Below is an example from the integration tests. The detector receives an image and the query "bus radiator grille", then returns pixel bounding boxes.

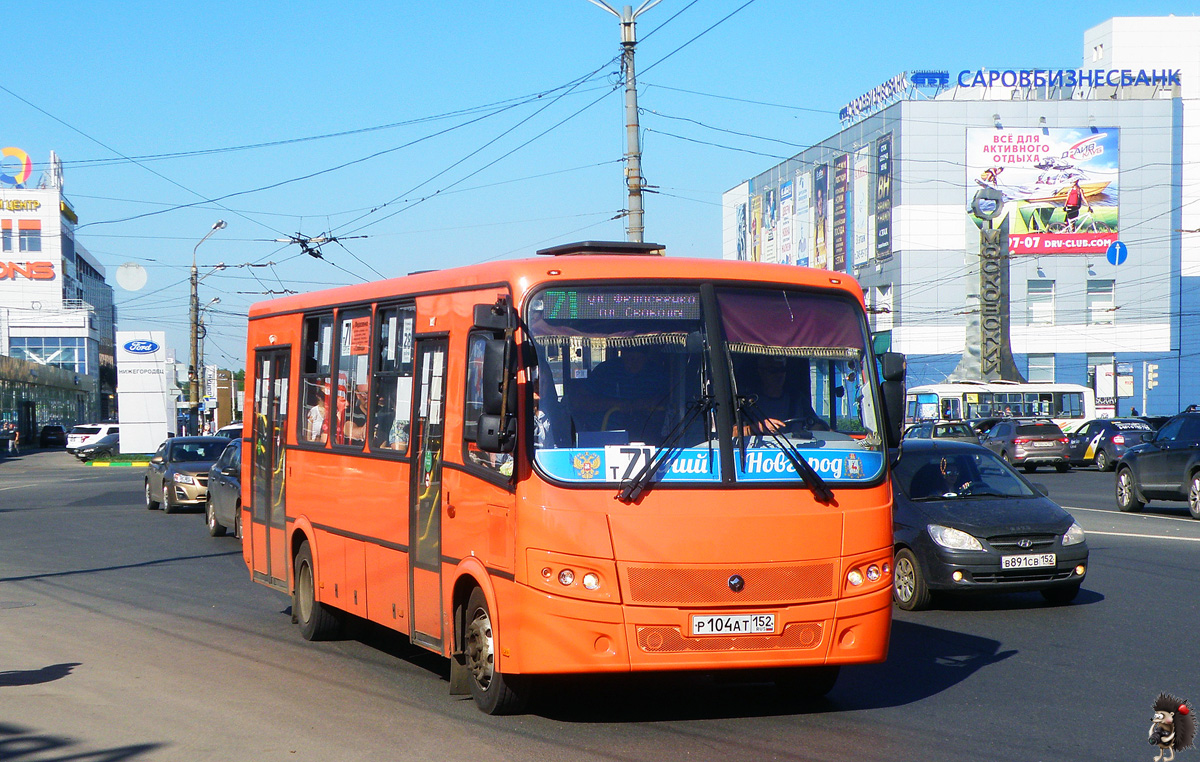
[635,623,824,653]
[624,563,837,605]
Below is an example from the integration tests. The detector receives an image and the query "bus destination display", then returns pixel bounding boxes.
[541,289,700,321]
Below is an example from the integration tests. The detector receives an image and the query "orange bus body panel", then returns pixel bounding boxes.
[243,254,892,679]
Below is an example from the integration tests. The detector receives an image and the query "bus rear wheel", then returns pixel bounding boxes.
[463,587,530,715]
[294,540,341,641]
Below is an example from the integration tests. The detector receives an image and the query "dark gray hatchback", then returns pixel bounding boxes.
[891,440,1089,610]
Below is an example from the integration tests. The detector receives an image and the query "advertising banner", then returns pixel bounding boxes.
[833,154,849,272]
[874,133,893,260]
[853,146,871,268]
[779,180,794,265]
[735,203,747,261]
[968,127,1120,255]
[795,173,811,267]
[762,187,778,263]
[750,194,762,262]
[813,164,830,270]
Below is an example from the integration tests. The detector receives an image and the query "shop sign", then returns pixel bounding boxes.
[0,261,54,280]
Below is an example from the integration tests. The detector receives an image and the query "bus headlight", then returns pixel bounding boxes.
[527,549,619,603]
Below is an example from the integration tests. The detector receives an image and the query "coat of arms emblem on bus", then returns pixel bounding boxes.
[572,452,602,480]
[846,453,864,479]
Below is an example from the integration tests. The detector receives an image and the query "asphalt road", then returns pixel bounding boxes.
[0,451,1196,761]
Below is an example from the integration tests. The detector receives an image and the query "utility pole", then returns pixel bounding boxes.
[190,220,226,434]
[589,0,661,242]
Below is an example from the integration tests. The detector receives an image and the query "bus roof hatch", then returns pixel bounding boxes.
[535,240,666,257]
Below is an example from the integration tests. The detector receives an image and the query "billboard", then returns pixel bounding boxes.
[874,133,893,260]
[968,127,1119,255]
[853,146,871,268]
[116,331,175,453]
[832,154,849,272]
[813,164,830,269]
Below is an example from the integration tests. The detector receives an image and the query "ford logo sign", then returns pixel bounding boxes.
[123,340,160,354]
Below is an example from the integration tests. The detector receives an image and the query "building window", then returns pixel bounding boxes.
[1087,279,1115,325]
[1,228,10,252]
[1027,354,1055,382]
[1027,280,1055,325]
[19,228,41,252]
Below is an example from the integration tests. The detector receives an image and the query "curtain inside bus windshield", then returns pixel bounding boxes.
[715,287,885,484]
[526,286,717,483]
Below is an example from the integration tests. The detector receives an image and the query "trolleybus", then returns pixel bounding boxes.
[242,241,905,714]
[905,380,1096,432]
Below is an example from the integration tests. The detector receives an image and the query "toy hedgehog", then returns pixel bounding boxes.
[1150,693,1196,761]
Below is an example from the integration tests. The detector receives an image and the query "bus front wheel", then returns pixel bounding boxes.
[463,587,530,715]
[294,540,342,641]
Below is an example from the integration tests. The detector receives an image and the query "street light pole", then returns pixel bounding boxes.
[588,0,661,243]
[190,220,226,434]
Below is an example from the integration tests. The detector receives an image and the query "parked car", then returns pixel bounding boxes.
[1115,411,1200,519]
[39,424,68,448]
[891,440,1089,610]
[1067,417,1154,471]
[75,433,120,462]
[206,440,243,537]
[214,422,243,440]
[144,436,229,514]
[980,418,1070,472]
[903,421,981,443]
[67,423,119,454]
[1139,415,1170,430]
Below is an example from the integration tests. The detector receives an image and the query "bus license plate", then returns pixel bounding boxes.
[1001,553,1055,570]
[691,613,775,636]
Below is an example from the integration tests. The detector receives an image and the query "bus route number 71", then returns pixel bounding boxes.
[604,446,656,482]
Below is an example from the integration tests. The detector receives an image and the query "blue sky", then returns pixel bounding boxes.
[0,0,1191,368]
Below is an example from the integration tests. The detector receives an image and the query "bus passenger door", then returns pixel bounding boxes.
[251,348,291,590]
[410,339,448,649]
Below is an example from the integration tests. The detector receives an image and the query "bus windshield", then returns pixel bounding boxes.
[526,284,885,486]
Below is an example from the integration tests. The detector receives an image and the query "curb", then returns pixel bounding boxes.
[85,461,150,468]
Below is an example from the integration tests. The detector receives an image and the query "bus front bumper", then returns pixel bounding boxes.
[499,583,892,675]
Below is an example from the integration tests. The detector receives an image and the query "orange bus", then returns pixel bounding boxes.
[242,241,906,714]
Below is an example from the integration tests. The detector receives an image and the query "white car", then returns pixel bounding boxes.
[67,423,119,454]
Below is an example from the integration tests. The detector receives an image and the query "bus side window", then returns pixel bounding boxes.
[335,309,372,449]
[464,332,510,475]
[300,314,333,446]
[370,306,414,454]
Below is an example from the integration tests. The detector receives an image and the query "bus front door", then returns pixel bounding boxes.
[251,348,290,590]
[409,339,447,650]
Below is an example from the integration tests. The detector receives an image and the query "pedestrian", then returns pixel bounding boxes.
[11,425,19,454]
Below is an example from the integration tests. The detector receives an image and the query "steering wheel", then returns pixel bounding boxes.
[776,415,830,433]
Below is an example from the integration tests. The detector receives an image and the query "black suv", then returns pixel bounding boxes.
[1115,412,1200,518]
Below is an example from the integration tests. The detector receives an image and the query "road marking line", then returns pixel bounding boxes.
[1084,530,1200,543]
[1065,505,1200,524]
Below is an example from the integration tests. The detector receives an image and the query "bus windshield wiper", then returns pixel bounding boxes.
[737,398,835,505]
[617,396,715,504]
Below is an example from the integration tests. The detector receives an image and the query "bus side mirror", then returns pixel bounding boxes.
[477,414,516,453]
[878,352,906,449]
[482,339,517,417]
[479,338,518,453]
